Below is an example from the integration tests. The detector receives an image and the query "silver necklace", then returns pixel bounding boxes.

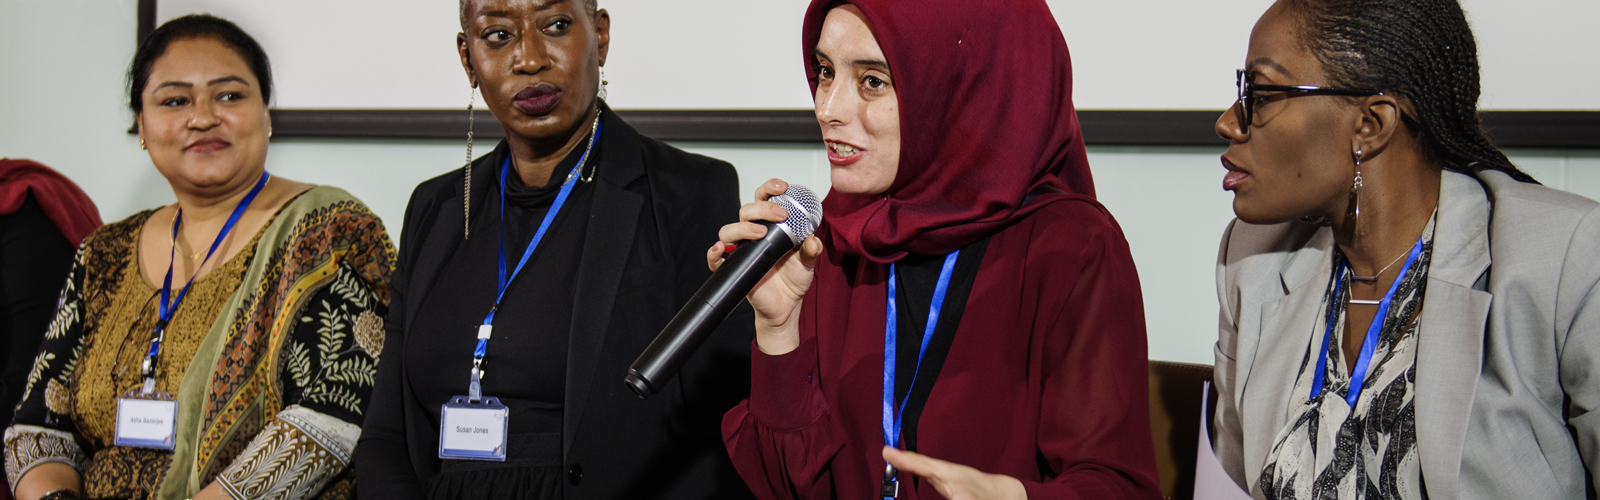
[1349,247,1409,282]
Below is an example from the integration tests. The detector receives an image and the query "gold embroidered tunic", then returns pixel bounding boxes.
[4,187,394,500]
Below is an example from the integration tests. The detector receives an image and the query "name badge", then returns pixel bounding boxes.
[115,391,177,450]
[439,396,509,461]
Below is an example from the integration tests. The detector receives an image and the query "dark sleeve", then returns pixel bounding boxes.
[355,185,430,500]
[0,195,76,420]
[668,158,760,496]
[1021,214,1163,499]
[4,238,89,485]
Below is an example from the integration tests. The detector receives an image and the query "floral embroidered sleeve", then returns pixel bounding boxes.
[214,264,386,500]
[4,245,90,486]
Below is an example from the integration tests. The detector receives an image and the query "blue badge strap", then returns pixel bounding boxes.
[147,171,270,393]
[881,250,958,496]
[1310,237,1424,407]
[469,119,601,401]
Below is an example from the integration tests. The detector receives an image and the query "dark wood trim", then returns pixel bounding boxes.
[137,0,156,46]
[263,109,1600,148]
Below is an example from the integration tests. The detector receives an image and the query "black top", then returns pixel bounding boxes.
[407,136,596,437]
[0,194,74,426]
[891,236,990,453]
[357,106,756,500]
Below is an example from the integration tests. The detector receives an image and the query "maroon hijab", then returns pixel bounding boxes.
[0,159,102,246]
[803,0,1094,263]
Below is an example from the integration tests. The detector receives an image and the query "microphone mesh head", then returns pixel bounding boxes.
[771,184,823,244]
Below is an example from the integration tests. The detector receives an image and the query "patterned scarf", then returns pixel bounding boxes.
[1260,217,1436,500]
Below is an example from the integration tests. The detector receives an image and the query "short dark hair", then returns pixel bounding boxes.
[460,0,597,32]
[1281,0,1536,183]
[128,14,273,123]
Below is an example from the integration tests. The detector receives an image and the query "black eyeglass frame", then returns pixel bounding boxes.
[1235,69,1386,130]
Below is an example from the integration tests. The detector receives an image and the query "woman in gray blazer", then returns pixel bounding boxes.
[1210,0,1600,499]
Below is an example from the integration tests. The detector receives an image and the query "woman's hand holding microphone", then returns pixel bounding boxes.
[705,179,824,355]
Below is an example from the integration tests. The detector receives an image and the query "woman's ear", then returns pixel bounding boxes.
[457,32,478,87]
[594,9,611,66]
[1353,94,1404,159]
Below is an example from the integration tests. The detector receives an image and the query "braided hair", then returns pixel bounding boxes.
[1280,0,1537,183]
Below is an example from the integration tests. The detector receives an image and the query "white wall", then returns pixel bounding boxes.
[6,0,1600,364]
[152,0,1600,111]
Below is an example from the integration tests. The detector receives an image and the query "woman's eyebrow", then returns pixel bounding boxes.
[1247,58,1291,77]
[851,58,889,71]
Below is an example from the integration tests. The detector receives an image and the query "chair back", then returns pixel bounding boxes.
[1148,360,1217,500]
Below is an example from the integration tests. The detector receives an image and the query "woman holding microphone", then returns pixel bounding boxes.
[714,0,1161,498]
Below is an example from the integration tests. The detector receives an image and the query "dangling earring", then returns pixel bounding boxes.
[463,84,477,240]
[597,67,608,102]
[1351,147,1365,251]
[139,137,147,150]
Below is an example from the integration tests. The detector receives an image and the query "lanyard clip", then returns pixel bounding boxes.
[468,360,485,402]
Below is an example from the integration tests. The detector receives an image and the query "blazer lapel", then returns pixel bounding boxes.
[1241,229,1334,494]
[1413,171,1493,500]
[563,108,646,459]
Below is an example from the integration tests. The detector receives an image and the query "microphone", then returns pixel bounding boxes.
[625,184,823,399]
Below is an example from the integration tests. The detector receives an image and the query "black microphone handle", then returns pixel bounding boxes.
[625,221,797,398]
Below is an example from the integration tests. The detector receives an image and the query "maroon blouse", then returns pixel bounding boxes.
[722,198,1163,500]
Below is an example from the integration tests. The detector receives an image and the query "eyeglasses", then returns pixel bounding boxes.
[1234,69,1384,130]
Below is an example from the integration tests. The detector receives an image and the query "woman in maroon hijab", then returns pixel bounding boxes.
[710,0,1161,498]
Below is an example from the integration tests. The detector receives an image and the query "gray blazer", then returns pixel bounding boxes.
[1213,169,1600,499]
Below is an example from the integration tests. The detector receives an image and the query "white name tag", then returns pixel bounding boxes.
[115,396,177,450]
[439,396,508,461]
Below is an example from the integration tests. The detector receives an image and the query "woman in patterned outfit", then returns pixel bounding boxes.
[4,15,393,500]
[1212,0,1600,499]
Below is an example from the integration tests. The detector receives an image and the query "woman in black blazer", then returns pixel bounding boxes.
[354,0,754,498]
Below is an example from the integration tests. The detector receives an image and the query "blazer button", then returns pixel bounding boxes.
[567,463,583,485]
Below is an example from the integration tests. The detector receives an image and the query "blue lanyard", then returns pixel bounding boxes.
[468,119,601,400]
[1310,237,1423,407]
[146,171,269,389]
[881,251,958,495]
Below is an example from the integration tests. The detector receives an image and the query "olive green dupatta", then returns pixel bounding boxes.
[159,186,393,500]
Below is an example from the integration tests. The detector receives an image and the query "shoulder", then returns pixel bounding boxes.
[1019,196,1127,254]
[631,134,740,200]
[1480,170,1600,236]
[636,135,736,177]
[994,196,1137,285]
[82,209,158,258]
[280,186,388,229]
[1479,169,1600,264]
[1477,170,1600,291]
[1214,216,1325,302]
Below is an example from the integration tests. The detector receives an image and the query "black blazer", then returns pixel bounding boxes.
[356,107,756,499]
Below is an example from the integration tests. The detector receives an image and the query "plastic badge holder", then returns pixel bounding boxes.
[114,389,177,450]
[439,396,509,461]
